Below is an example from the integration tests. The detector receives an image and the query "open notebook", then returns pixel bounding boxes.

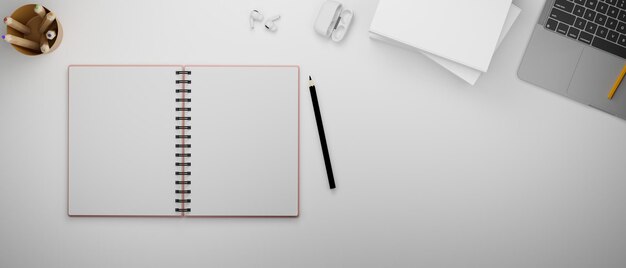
[68,65,300,217]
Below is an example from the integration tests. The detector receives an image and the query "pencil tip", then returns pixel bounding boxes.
[309,75,312,80]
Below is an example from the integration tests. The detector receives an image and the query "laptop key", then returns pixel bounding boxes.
[598,26,610,38]
[575,17,587,29]
[574,4,586,16]
[608,6,620,18]
[607,17,619,29]
[608,30,620,41]
[586,21,599,33]
[619,34,626,45]
[597,2,609,13]
[557,22,570,34]
[618,22,626,33]
[593,36,626,58]
[575,0,586,4]
[586,0,598,9]
[579,31,594,44]
[555,0,575,12]
[585,9,597,20]
[551,8,577,25]
[568,27,581,39]
[546,18,559,31]
[607,0,617,5]
[596,13,608,25]
[618,0,626,8]
[619,10,626,21]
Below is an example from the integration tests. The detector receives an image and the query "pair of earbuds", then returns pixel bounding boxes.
[249,10,280,32]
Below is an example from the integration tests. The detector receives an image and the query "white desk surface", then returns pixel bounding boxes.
[1,0,626,267]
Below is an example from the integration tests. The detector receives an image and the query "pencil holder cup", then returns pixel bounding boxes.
[5,4,63,56]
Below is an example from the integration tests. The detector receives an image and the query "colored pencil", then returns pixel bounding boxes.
[39,12,56,33]
[34,4,46,18]
[4,17,31,35]
[40,34,50,53]
[46,30,56,40]
[2,34,40,50]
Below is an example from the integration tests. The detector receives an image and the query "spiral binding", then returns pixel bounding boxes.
[175,70,191,214]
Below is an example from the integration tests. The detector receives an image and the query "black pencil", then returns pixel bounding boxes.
[309,76,336,189]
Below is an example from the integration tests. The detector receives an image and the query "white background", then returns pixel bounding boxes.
[1,0,626,267]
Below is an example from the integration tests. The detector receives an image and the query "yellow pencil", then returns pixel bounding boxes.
[608,63,626,100]
[4,16,31,35]
[39,12,56,33]
[2,34,40,50]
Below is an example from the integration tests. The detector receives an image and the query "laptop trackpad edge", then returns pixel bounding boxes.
[568,48,626,118]
[518,25,583,95]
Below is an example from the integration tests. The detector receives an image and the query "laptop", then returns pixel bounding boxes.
[519,0,626,119]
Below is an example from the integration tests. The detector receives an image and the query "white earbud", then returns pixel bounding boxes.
[264,15,281,32]
[249,10,264,29]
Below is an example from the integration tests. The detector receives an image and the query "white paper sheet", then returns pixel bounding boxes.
[370,0,512,72]
[424,5,521,85]
[69,66,180,216]
[187,66,299,216]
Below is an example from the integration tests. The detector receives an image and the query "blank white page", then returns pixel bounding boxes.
[369,0,512,72]
[370,4,521,85]
[187,66,299,216]
[69,66,181,216]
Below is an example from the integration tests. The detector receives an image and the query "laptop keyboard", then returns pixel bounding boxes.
[546,0,626,58]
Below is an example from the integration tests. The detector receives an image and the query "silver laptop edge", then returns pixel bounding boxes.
[519,0,626,120]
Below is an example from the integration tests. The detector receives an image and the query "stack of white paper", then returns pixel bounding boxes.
[369,0,520,85]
